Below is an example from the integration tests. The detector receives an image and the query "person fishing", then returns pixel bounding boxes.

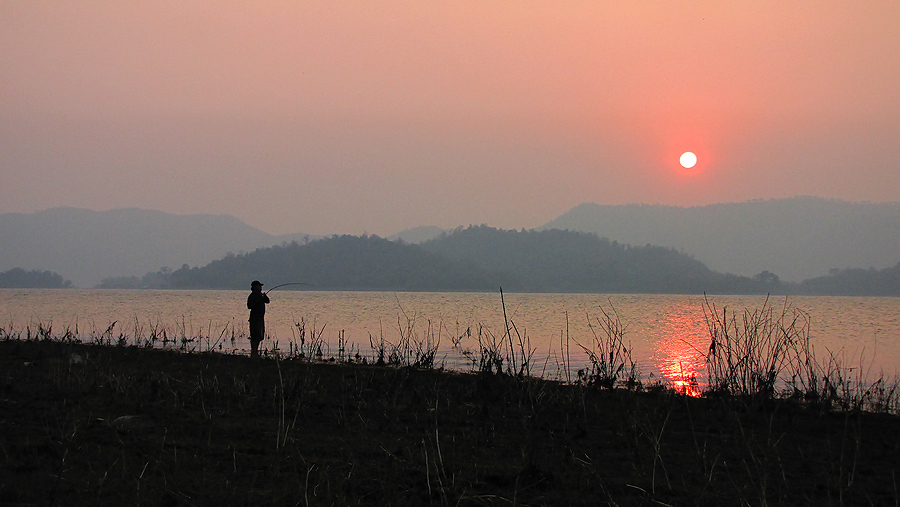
[247,280,270,357]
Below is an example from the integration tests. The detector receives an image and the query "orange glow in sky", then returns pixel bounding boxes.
[2,2,899,235]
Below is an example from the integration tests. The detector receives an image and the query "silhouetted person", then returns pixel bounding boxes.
[247,280,269,357]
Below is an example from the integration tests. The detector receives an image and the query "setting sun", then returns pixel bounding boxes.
[679,151,697,168]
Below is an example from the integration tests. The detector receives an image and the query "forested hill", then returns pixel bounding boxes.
[542,197,900,282]
[420,226,763,293]
[134,227,771,294]
[155,234,503,291]
[797,263,900,296]
[0,268,72,288]
[0,207,314,287]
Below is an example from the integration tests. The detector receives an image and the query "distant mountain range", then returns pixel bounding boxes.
[2,197,899,288]
[134,227,772,294]
[541,197,900,282]
[0,208,313,287]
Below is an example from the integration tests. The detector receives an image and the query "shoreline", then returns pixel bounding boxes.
[4,338,900,505]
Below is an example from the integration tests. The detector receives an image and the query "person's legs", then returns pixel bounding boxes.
[249,319,265,357]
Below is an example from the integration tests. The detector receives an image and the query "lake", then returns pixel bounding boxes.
[2,289,899,390]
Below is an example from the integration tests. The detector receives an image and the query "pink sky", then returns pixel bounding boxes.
[2,2,899,235]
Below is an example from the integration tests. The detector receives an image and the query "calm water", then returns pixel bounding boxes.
[3,289,899,389]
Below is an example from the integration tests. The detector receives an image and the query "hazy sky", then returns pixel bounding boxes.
[3,2,899,235]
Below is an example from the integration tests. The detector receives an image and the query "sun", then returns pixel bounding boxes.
[679,151,697,169]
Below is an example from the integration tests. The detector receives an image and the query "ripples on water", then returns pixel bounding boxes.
[2,290,898,389]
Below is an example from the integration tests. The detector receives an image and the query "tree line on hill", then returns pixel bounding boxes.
[98,227,784,294]
[797,264,900,296]
[138,233,503,291]
[542,197,900,283]
[6,199,900,290]
[0,268,72,288]
[13,226,900,295]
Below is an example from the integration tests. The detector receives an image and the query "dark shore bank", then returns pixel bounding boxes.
[3,338,900,506]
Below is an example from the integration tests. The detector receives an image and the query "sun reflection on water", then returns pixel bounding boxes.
[650,304,709,397]
[2,291,898,390]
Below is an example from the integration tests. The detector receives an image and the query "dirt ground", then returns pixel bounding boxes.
[3,338,900,506]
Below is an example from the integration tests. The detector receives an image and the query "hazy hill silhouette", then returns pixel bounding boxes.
[798,263,900,296]
[0,208,313,287]
[421,225,763,293]
[148,227,768,294]
[0,268,72,288]
[541,197,900,282]
[7,198,899,291]
[162,234,503,291]
[388,226,446,244]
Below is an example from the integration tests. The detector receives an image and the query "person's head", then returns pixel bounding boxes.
[251,280,264,292]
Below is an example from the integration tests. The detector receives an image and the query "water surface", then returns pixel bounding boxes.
[3,290,898,389]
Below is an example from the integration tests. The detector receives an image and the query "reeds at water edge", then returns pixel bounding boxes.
[701,294,900,414]
[3,293,899,415]
[6,294,900,506]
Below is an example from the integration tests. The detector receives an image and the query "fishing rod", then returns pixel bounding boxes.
[264,282,313,294]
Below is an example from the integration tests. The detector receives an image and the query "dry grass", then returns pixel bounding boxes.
[573,302,640,389]
[4,318,900,506]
